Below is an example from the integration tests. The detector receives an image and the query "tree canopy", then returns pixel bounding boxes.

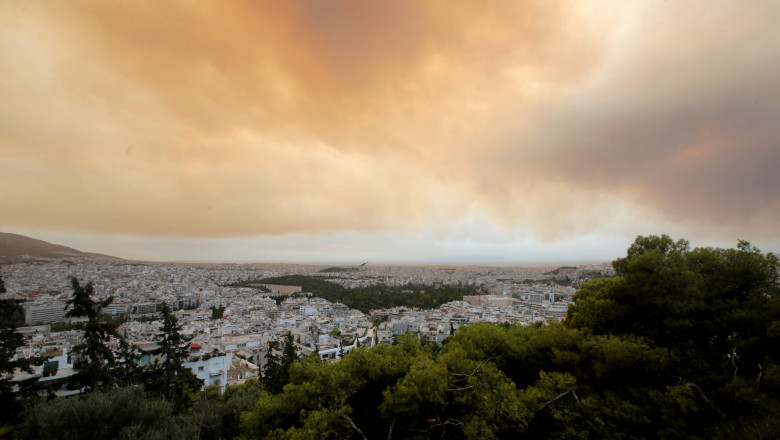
[567,235,780,405]
[16,386,196,440]
[231,275,476,313]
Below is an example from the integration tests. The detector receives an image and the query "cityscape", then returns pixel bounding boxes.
[2,234,778,440]
[1,240,612,392]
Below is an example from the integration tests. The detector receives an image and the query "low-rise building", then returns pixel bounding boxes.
[185,354,229,392]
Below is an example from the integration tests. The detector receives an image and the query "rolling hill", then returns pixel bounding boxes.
[0,232,120,262]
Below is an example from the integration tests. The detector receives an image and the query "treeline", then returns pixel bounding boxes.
[543,266,577,275]
[233,275,477,313]
[2,235,780,439]
[318,267,360,273]
[521,277,573,286]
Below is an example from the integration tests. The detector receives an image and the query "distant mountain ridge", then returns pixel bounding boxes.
[0,232,120,262]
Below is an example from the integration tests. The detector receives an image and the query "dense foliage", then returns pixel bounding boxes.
[522,277,573,287]
[233,275,477,313]
[210,306,226,320]
[15,387,196,440]
[0,274,39,433]
[544,266,577,275]
[4,235,780,439]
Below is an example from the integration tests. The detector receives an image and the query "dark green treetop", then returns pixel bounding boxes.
[15,386,196,440]
[567,235,780,424]
[65,277,118,392]
[144,302,202,408]
[113,337,142,386]
[0,295,38,429]
[263,333,299,394]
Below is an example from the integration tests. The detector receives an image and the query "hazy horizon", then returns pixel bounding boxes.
[4,229,774,268]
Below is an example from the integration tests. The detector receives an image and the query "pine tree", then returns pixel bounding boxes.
[263,335,299,394]
[281,333,298,368]
[114,337,141,386]
[338,340,345,359]
[144,303,201,407]
[65,277,118,391]
[0,273,39,429]
[261,341,281,392]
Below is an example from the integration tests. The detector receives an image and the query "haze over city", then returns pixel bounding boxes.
[2,1,779,263]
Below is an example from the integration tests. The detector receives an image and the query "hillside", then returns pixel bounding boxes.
[0,232,120,262]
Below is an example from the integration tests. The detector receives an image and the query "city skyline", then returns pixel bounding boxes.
[2,1,779,263]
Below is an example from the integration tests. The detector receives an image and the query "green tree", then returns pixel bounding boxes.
[209,306,225,320]
[442,322,691,439]
[566,235,780,437]
[189,380,263,440]
[282,333,299,367]
[144,303,202,408]
[114,337,142,386]
[261,341,281,393]
[263,334,299,394]
[567,236,780,378]
[338,341,345,359]
[0,293,39,433]
[65,277,118,391]
[15,387,196,440]
[243,336,422,439]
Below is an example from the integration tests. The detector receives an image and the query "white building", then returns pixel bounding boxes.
[219,334,262,352]
[24,302,68,325]
[185,354,229,392]
[103,303,131,316]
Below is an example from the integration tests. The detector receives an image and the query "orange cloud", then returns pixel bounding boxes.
[1,1,778,244]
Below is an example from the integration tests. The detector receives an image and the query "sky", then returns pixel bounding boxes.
[1,0,779,264]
